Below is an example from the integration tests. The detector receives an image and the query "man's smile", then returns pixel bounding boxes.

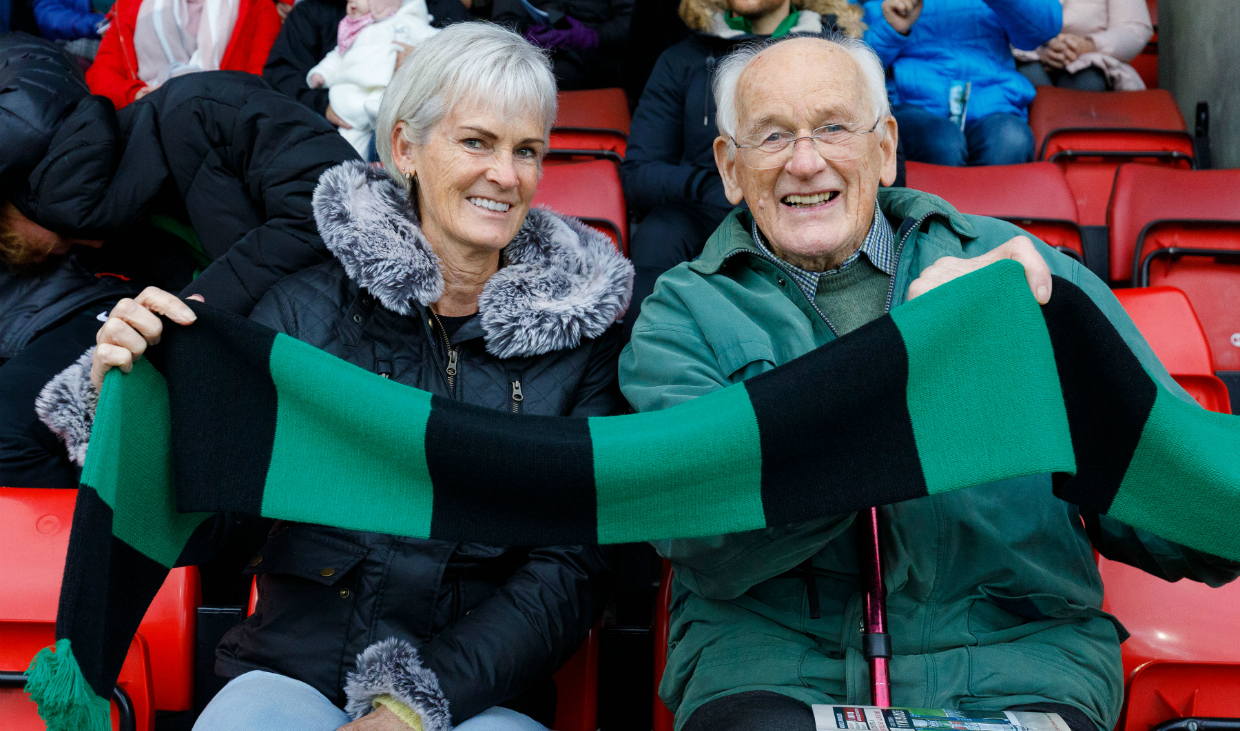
[780,190,841,208]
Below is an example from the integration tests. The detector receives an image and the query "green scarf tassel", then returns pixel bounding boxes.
[25,639,112,731]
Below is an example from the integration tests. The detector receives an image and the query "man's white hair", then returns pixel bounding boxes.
[713,33,891,155]
[375,22,558,184]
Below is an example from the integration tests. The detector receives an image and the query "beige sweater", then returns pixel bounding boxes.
[1015,0,1153,63]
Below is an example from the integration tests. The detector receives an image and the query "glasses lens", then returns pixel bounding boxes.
[739,136,868,169]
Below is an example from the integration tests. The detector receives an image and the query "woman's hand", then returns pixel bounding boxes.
[133,85,159,100]
[337,706,412,731]
[1040,33,1096,68]
[91,288,201,390]
[907,236,1052,305]
[310,73,326,88]
[1060,33,1097,58]
[326,104,352,129]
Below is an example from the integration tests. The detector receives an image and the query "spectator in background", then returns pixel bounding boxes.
[33,0,112,66]
[1014,0,1153,91]
[86,0,282,107]
[863,0,1061,166]
[493,0,632,89]
[263,0,474,128]
[620,0,868,339]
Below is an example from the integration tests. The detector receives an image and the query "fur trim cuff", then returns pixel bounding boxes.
[345,637,452,731]
[35,347,98,467]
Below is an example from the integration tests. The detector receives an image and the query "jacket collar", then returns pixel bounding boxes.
[312,161,633,359]
[690,188,976,276]
[702,8,823,39]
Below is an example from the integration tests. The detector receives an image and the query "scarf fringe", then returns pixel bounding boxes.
[25,639,111,731]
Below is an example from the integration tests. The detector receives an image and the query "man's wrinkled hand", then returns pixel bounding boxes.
[91,288,202,390]
[907,236,1052,305]
[881,0,923,35]
[337,706,414,731]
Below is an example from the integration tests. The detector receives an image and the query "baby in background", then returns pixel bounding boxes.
[308,0,438,157]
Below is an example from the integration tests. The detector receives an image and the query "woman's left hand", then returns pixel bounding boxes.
[337,706,413,731]
[1060,33,1097,58]
[524,16,599,51]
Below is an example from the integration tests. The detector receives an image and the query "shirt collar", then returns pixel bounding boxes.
[750,203,896,301]
[724,7,802,37]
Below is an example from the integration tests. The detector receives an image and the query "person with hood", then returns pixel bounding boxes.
[492,0,632,90]
[862,0,1062,166]
[619,0,869,339]
[86,0,282,108]
[76,23,629,731]
[0,34,357,490]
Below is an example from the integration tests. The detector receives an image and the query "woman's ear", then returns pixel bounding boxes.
[391,121,418,178]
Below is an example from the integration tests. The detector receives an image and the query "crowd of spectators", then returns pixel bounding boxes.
[0,1,1195,731]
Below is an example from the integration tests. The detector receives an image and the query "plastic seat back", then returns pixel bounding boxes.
[550,88,630,161]
[653,560,674,731]
[904,161,1084,262]
[0,488,198,724]
[1029,88,1192,226]
[552,625,600,731]
[533,160,628,253]
[1121,661,1240,731]
[1111,165,1240,372]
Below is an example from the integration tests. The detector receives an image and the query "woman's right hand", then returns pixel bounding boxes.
[91,288,201,390]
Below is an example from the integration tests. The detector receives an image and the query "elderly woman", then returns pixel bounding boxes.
[89,23,632,731]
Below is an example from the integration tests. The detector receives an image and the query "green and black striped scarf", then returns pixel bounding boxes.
[26,260,1240,730]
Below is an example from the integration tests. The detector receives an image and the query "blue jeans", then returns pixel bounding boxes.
[892,104,1035,166]
[194,670,550,731]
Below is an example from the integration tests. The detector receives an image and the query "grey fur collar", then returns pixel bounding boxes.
[35,347,97,467]
[313,161,633,359]
[704,9,823,38]
[345,637,452,730]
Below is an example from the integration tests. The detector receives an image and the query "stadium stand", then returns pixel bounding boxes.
[1103,287,1240,731]
[0,488,201,731]
[1109,164,1240,413]
[904,161,1087,266]
[1029,87,1193,234]
[533,159,630,254]
[550,88,631,163]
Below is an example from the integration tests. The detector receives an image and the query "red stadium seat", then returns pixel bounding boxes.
[653,561,674,731]
[1128,0,1159,89]
[550,88,630,162]
[1029,88,1192,228]
[1109,165,1240,378]
[533,159,629,254]
[1106,287,1240,730]
[904,161,1085,263]
[0,488,199,730]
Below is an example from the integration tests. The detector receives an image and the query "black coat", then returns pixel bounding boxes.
[262,0,473,117]
[492,0,632,89]
[216,162,634,728]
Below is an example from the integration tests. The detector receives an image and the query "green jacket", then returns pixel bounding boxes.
[619,188,1240,731]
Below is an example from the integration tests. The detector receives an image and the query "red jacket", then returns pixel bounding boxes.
[87,0,282,108]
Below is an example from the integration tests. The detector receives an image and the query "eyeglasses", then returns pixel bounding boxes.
[731,117,882,169]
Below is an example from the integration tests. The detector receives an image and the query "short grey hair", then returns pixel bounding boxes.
[713,33,890,154]
[374,22,558,183]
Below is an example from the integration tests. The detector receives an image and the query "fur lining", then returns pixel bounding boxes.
[344,637,452,731]
[35,347,98,467]
[313,161,633,358]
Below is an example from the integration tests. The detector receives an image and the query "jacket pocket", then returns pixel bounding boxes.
[246,526,370,585]
[969,588,1128,644]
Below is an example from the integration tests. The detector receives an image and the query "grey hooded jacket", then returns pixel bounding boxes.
[213,161,634,728]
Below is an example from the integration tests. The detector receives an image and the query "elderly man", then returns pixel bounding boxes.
[620,34,1240,731]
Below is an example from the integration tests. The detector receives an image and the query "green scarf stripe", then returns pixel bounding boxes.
[262,334,436,537]
[889,270,1076,493]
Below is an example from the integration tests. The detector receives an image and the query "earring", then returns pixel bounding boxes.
[404,171,413,181]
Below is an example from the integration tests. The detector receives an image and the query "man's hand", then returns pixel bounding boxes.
[337,706,413,731]
[326,104,352,129]
[881,0,923,35]
[907,236,1052,304]
[91,288,202,390]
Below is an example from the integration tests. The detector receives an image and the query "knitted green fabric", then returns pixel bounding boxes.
[29,261,1240,730]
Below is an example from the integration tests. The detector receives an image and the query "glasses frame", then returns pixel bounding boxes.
[730,115,883,168]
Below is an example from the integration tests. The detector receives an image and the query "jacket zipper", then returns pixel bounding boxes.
[884,212,940,314]
[510,377,523,414]
[429,311,458,395]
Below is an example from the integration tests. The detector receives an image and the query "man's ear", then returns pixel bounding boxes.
[878,115,899,187]
[713,136,746,205]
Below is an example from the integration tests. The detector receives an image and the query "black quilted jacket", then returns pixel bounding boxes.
[215,162,633,726]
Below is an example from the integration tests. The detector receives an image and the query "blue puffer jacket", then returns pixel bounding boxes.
[33,0,104,41]
[862,0,1061,120]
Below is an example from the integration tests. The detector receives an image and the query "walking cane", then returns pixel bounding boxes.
[858,506,892,706]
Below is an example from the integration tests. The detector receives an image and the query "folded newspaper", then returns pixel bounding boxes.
[812,707,1071,731]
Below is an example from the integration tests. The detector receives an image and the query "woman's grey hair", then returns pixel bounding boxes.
[713,33,890,156]
[374,22,558,185]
